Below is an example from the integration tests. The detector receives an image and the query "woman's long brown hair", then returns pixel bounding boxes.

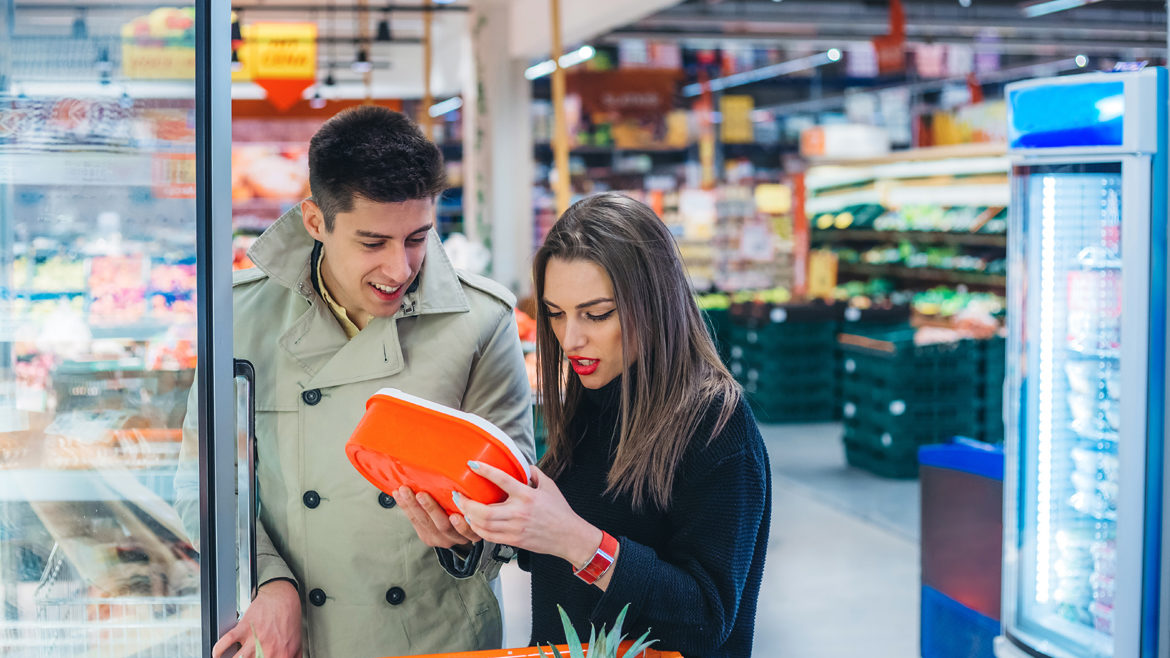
[534,193,741,513]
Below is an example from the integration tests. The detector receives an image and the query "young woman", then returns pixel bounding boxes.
[456,192,772,657]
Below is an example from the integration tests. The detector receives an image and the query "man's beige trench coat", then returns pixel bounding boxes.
[178,206,534,658]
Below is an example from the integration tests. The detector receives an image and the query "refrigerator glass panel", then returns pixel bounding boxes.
[0,5,202,656]
[1015,162,1122,658]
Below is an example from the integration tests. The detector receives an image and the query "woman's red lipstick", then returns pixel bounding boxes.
[568,356,600,376]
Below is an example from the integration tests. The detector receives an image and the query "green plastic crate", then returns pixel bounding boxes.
[843,405,973,453]
[843,437,920,479]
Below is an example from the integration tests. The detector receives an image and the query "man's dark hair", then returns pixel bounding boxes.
[308,105,447,231]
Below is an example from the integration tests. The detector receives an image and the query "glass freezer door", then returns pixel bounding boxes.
[1006,160,1154,658]
[0,2,237,656]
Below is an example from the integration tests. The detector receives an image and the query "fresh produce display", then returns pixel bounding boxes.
[813,204,1006,234]
[912,287,1005,321]
[832,243,1006,275]
[729,287,792,305]
[695,293,731,310]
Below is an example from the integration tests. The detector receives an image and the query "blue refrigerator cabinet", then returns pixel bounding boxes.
[997,68,1167,658]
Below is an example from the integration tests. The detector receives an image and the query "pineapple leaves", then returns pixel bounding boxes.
[538,645,564,658]
[619,628,658,658]
[541,602,657,658]
[557,605,586,658]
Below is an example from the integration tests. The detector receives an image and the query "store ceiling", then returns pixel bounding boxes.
[7,0,1166,100]
[7,0,676,97]
[609,0,1167,57]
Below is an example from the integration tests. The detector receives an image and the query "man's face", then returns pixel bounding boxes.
[302,196,433,326]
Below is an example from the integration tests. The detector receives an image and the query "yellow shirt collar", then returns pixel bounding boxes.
[315,248,368,339]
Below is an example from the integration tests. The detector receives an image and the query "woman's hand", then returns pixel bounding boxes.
[457,462,601,568]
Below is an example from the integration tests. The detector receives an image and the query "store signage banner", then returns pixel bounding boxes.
[240,22,318,112]
[567,70,681,117]
[121,7,196,79]
[719,95,754,144]
[871,0,905,75]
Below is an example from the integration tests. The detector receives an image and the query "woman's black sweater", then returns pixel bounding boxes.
[522,375,772,657]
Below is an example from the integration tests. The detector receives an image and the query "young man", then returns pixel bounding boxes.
[191,106,533,658]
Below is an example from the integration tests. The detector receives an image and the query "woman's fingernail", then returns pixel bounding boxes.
[452,492,465,512]
[467,460,480,470]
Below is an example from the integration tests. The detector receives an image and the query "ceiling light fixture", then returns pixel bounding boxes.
[1019,0,1106,18]
[429,97,463,117]
[524,45,596,80]
[683,49,842,97]
[352,46,372,73]
[231,12,243,48]
[376,10,392,42]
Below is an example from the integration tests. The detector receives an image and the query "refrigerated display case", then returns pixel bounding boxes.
[997,69,1167,658]
[0,2,238,656]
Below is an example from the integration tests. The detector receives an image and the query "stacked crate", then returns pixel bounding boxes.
[839,325,978,478]
[837,304,913,420]
[973,336,1007,443]
[702,306,733,365]
[726,301,840,422]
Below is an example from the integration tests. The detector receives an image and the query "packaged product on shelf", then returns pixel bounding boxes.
[230,143,309,202]
[1089,601,1114,636]
[1066,269,1121,354]
[1090,571,1116,608]
[87,255,147,327]
[1071,446,1120,482]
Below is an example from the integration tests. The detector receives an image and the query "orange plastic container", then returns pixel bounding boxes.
[346,388,531,516]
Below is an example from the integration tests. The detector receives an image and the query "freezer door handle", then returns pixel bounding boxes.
[234,359,258,614]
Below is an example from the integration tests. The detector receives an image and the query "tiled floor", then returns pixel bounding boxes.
[499,422,922,657]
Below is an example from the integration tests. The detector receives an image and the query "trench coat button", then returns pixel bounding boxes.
[378,492,397,509]
[385,587,406,605]
[309,588,327,607]
[302,491,320,509]
[302,389,322,405]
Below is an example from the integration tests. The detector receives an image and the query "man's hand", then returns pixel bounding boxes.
[395,486,482,550]
[212,579,302,658]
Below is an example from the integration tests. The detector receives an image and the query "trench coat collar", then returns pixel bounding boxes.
[246,203,471,388]
[247,202,471,317]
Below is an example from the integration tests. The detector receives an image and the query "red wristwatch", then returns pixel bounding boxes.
[573,530,618,585]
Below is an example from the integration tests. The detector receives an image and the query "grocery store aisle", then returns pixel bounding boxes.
[500,421,921,656]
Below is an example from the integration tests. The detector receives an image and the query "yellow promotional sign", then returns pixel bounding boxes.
[236,22,318,112]
[807,250,839,301]
[235,22,317,81]
[754,183,792,215]
[719,95,754,144]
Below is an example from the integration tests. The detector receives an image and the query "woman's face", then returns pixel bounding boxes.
[542,257,628,389]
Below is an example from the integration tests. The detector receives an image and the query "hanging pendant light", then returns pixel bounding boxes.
[352,46,372,73]
[376,9,392,42]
